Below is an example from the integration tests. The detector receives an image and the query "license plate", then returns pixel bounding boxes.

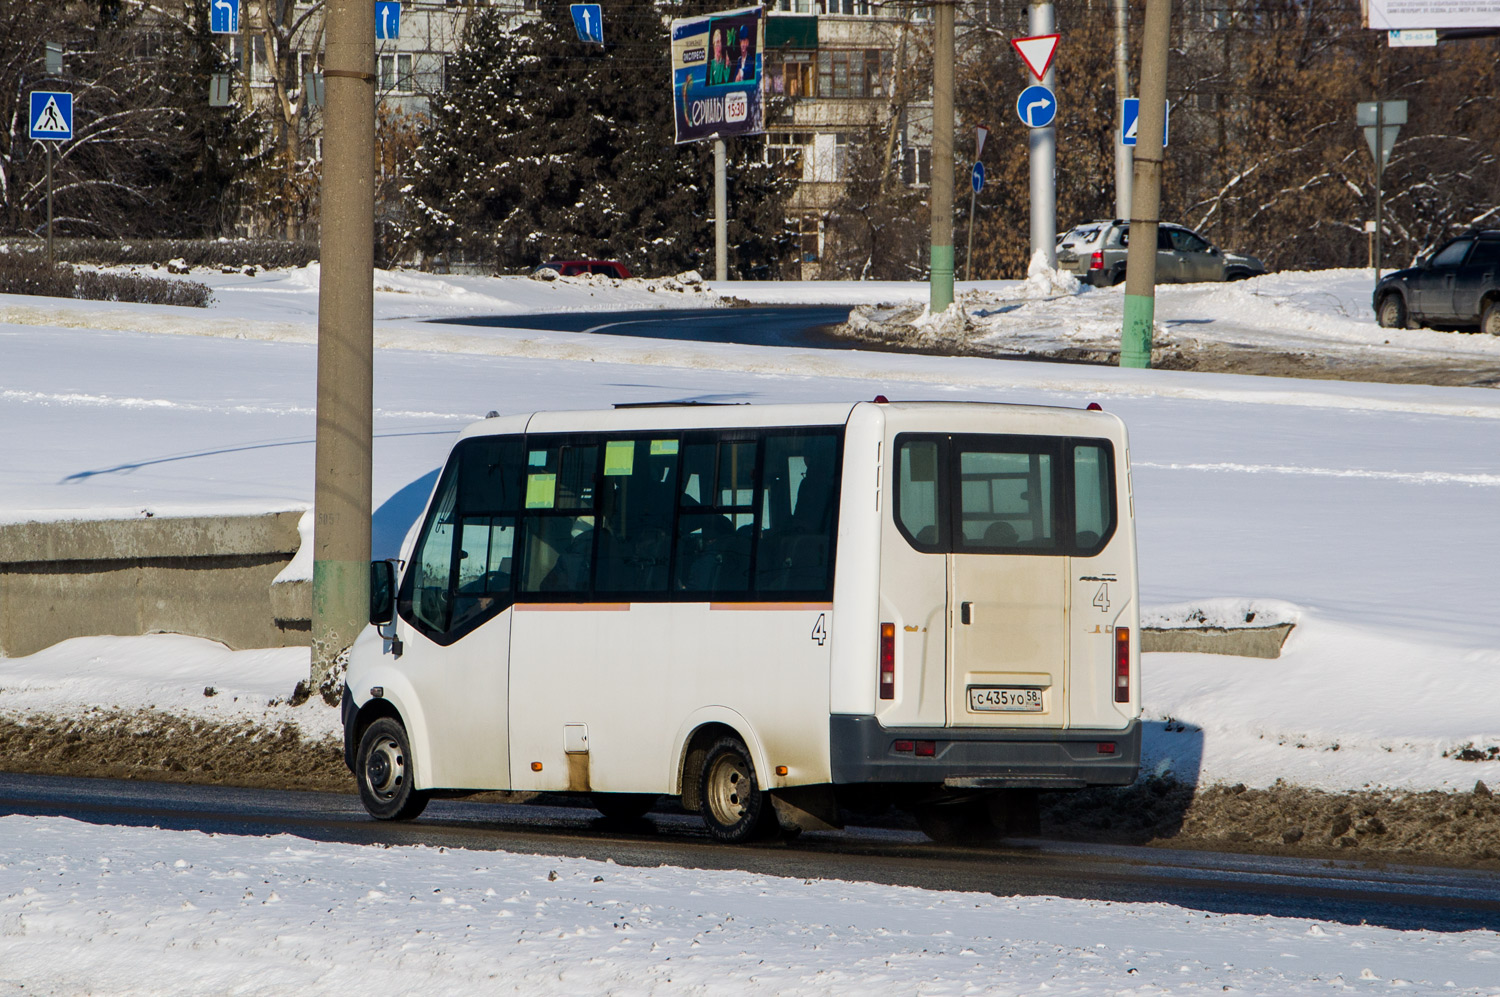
[967,686,1043,712]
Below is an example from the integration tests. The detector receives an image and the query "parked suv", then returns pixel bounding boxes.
[1374,230,1500,334]
[1056,220,1266,287]
[535,259,633,279]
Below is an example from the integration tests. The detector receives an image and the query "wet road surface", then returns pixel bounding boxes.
[4,772,1498,932]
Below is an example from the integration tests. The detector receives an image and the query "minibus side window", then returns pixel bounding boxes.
[401,437,525,640]
[519,443,598,593]
[756,430,841,593]
[674,438,758,594]
[596,437,680,593]
[408,470,459,633]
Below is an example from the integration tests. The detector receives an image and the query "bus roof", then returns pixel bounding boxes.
[454,399,1123,441]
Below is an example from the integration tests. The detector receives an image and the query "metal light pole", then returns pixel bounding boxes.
[1029,0,1056,267]
[1119,0,1170,369]
[929,0,955,311]
[311,0,376,691]
[714,137,727,282]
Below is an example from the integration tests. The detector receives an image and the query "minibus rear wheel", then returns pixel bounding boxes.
[356,717,431,821]
[698,736,777,844]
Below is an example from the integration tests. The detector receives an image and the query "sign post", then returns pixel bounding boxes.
[29,91,73,269]
[1012,22,1059,267]
[1357,99,1406,284]
[669,4,766,283]
[964,125,988,282]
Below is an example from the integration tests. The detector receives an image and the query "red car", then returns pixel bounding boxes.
[536,259,633,279]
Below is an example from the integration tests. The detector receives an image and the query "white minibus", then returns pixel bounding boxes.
[343,399,1140,843]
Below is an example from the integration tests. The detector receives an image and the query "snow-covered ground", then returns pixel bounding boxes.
[3,265,1497,793]
[3,814,1499,996]
[4,267,1500,991]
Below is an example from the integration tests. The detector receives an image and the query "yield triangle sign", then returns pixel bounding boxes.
[1011,34,1059,82]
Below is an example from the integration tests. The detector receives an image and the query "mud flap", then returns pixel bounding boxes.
[770,785,843,832]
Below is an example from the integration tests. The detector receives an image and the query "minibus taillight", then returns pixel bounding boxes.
[1114,627,1131,703]
[879,622,896,700]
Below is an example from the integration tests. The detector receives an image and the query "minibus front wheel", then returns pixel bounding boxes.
[356,717,431,821]
[698,736,778,844]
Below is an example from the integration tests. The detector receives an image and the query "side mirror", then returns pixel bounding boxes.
[369,559,396,626]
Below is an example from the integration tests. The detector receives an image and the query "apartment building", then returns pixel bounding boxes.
[764,0,933,274]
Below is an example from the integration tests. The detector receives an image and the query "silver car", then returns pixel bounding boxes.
[1057,220,1267,287]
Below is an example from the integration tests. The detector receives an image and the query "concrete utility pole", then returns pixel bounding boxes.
[1112,0,1131,219]
[1029,0,1056,267]
[929,0,954,312]
[1119,0,1170,369]
[311,0,376,690]
[714,138,727,282]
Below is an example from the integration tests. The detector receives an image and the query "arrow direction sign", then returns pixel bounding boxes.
[571,4,604,44]
[29,91,73,141]
[971,161,985,194]
[1015,84,1056,129]
[1010,34,1059,82]
[210,0,239,34]
[375,1,401,39]
[1121,97,1170,147]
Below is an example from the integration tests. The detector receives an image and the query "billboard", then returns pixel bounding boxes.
[1364,0,1500,29]
[670,5,765,144]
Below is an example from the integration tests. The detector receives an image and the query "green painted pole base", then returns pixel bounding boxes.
[930,245,954,313]
[311,557,369,692]
[1121,292,1155,368]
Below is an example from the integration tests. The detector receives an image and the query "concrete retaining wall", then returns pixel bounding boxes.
[0,513,312,658]
[1143,624,1294,659]
[2,511,1293,662]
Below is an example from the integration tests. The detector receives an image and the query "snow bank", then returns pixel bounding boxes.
[2,815,1496,994]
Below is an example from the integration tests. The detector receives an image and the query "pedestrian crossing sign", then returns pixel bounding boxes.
[29,91,73,141]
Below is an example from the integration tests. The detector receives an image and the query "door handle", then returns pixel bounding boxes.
[960,601,973,625]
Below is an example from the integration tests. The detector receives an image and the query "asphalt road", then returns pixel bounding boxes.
[433,306,858,349]
[5,772,1499,933]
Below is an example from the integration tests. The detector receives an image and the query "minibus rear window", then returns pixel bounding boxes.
[893,434,1115,557]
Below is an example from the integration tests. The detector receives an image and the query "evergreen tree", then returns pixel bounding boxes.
[407,0,792,277]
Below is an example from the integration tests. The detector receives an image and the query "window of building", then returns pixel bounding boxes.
[379,53,413,92]
[765,132,811,174]
[770,51,815,97]
[816,49,887,98]
[902,146,930,187]
[773,0,817,12]
[824,0,875,14]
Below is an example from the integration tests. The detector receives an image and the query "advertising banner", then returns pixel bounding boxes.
[670,5,765,144]
[1364,0,1500,29]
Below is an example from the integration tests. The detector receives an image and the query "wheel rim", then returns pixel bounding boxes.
[704,752,752,827]
[365,733,405,802]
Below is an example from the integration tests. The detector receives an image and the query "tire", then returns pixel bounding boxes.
[697,736,777,843]
[1377,293,1408,330]
[1482,299,1500,337]
[591,792,658,822]
[356,717,430,821]
[1107,266,1126,287]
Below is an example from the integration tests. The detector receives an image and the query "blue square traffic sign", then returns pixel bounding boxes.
[209,0,239,34]
[1122,98,1170,147]
[571,4,604,44]
[376,1,401,39]
[29,91,73,141]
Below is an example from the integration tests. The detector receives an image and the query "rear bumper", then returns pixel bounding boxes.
[829,714,1140,790]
